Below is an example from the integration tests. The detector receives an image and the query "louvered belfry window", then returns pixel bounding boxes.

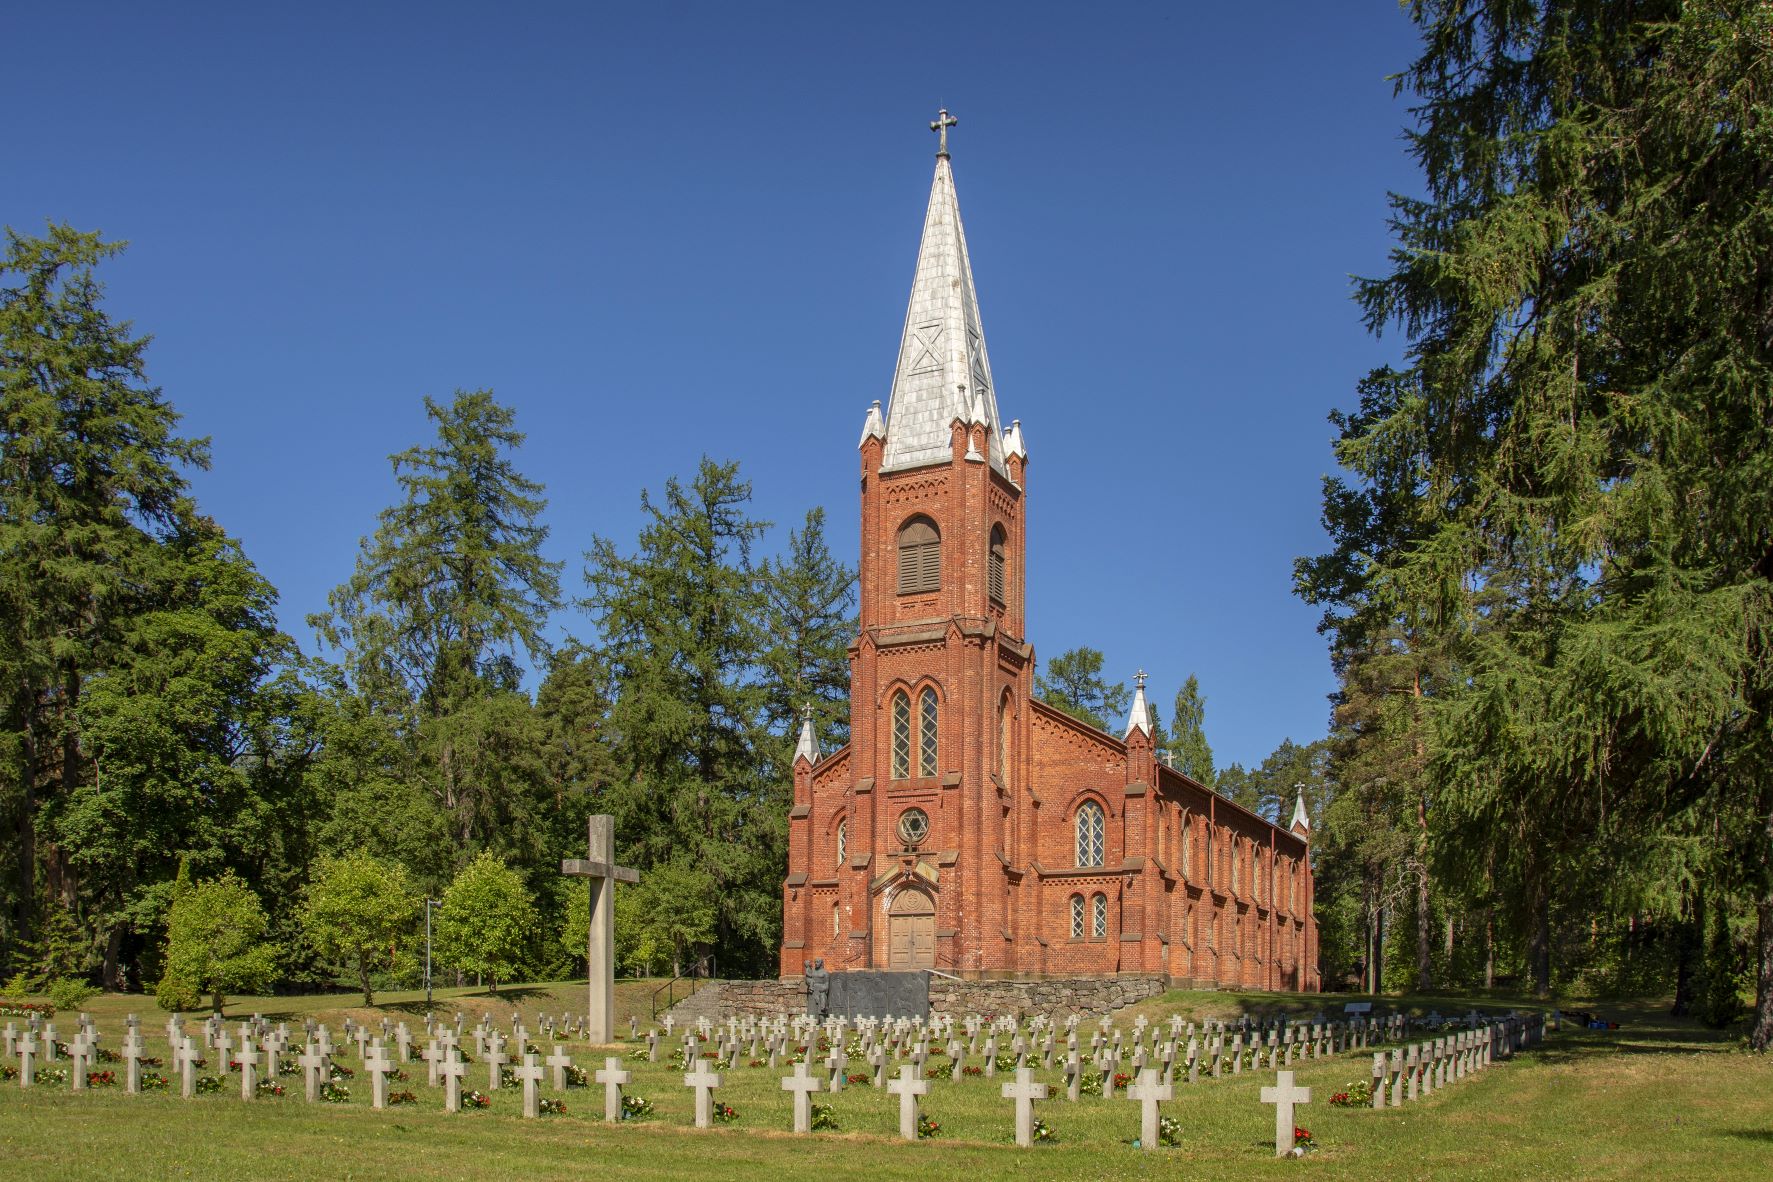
[897,517,941,595]
[988,526,1006,604]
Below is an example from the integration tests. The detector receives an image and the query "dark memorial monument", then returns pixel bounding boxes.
[824,971,929,1021]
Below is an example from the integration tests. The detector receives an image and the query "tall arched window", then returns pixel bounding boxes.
[1070,894,1085,939]
[897,517,941,594]
[1091,892,1108,938]
[997,694,1011,789]
[918,687,939,777]
[835,820,847,866]
[1180,813,1193,879]
[988,525,1007,604]
[890,691,911,779]
[1075,800,1105,868]
[1205,827,1216,886]
[1231,842,1242,895]
[832,902,841,937]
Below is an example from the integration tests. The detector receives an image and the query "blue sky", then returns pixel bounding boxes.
[5,1,1423,770]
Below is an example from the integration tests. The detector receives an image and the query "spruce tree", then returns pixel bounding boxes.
[1034,647,1128,732]
[1167,675,1215,784]
[759,507,856,758]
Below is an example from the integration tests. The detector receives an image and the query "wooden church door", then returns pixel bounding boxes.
[887,888,935,970]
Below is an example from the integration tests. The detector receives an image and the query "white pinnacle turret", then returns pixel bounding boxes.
[1124,670,1152,740]
[1290,783,1311,835]
[859,400,886,448]
[794,704,819,766]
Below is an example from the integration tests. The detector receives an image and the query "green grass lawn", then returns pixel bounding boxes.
[2,986,1768,1181]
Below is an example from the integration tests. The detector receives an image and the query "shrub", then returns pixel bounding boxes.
[47,979,98,1011]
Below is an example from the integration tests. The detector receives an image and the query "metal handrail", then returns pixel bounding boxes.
[650,956,717,1020]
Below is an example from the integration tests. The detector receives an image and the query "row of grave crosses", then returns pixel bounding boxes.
[8,1005,1554,1157]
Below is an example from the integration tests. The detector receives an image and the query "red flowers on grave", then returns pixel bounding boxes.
[86,1070,117,1087]
[1113,1072,1132,1089]
[388,1089,417,1106]
[712,1101,739,1123]
[462,1089,491,1109]
[1294,1126,1316,1149]
[961,1065,983,1076]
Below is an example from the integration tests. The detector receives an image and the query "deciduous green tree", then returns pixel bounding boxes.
[434,851,535,991]
[301,852,418,1005]
[156,871,277,1012]
[1167,675,1214,784]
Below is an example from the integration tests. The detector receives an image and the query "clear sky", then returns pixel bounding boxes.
[4,1,1424,770]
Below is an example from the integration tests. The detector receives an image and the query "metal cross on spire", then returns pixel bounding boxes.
[1135,669,1148,691]
[930,108,958,157]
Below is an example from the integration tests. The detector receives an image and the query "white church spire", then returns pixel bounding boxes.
[880,110,1006,476]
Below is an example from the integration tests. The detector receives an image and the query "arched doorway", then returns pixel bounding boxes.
[886,887,936,970]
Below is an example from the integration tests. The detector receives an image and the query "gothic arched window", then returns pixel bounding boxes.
[897,517,941,595]
[832,903,841,937]
[1070,894,1085,939]
[998,693,1011,789]
[890,691,911,779]
[1075,800,1105,868]
[835,820,846,866]
[918,687,939,777]
[1180,812,1193,879]
[988,525,1007,604]
[1231,842,1242,895]
[1091,892,1108,938]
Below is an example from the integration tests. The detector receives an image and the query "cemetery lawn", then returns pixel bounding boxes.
[3,988,1768,1181]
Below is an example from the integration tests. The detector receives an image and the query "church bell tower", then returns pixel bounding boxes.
[834,110,1035,974]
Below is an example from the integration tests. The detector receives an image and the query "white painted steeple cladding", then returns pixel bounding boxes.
[880,154,1006,476]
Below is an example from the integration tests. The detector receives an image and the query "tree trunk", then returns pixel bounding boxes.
[102,921,125,991]
[1752,893,1773,1052]
[1529,883,1552,1000]
[1484,909,1495,989]
[1416,828,1433,991]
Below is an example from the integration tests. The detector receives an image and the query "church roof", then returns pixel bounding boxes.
[880,151,1006,476]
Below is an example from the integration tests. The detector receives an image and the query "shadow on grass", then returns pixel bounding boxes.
[1719,1130,1773,1143]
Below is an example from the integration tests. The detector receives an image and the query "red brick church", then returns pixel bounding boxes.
[780,117,1319,990]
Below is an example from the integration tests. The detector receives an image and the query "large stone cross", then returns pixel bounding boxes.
[560,814,639,1044]
[887,1064,929,1141]
[1001,1066,1049,1147]
[781,1059,824,1133]
[1259,1070,1312,1158]
[1127,1067,1173,1151]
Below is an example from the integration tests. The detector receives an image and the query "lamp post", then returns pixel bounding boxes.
[424,898,441,1005]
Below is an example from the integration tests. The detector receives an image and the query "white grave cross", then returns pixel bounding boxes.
[685,1063,723,1128]
[1259,1070,1312,1158]
[1000,1066,1049,1147]
[596,1056,630,1122]
[782,1058,824,1133]
[1127,1067,1173,1151]
[887,1064,929,1141]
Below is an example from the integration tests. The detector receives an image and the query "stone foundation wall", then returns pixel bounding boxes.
[668,974,1169,1022]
